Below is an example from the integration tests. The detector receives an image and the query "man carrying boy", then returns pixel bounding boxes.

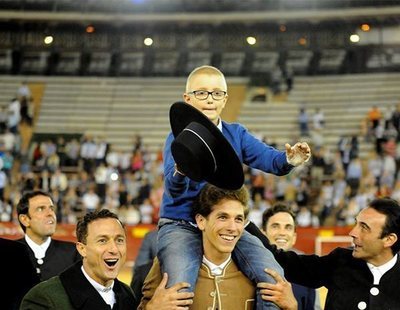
[141,184,298,310]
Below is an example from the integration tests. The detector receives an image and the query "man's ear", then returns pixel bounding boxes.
[384,233,398,249]
[195,214,206,231]
[221,94,228,110]
[19,214,30,229]
[76,242,86,258]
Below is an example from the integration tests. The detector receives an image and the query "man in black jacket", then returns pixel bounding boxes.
[17,190,80,281]
[1,237,39,309]
[21,209,135,309]
[262,203,320,310]
[248,198,400,310]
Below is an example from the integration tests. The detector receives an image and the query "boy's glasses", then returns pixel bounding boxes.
[188,90,227,101]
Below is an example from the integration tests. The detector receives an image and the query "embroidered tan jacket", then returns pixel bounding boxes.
[139,258,255,310]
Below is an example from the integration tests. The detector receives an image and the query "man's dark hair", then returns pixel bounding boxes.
[369,198,400,253]
[192,184,249,218]
[16,191,53,232]
[76,209,123,244]
[262,203,296,231]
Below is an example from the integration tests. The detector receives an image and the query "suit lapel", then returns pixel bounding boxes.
[60,262,111,309]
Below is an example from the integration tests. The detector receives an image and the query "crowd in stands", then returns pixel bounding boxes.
[1,82,400,229]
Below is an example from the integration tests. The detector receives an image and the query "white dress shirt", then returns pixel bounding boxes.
[25,234,51,265]
[202,255,231,276]
[367,254,398,285]
[81,266,116,307]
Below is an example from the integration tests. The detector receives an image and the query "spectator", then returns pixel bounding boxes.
[139,198,154,224]
[312,108,325,130]
[7,97,20,134]
[65,138,80,166]
[284,65,294,92]
[17,81,32,99]
[81,186,100,213]
[367,105,382,130]
[346,157,363,197]
[271,65,283,95]
[298,107,309,137]
[56,136,67,167]
[391,102,400,141]
[0,105,7,133]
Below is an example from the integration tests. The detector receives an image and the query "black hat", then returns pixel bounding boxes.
[169,102,244,190]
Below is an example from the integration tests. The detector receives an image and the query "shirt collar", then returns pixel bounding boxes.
[25,234,51,259]
[202,255,231,276]
[81,265,115,306]
[216,118,223,132]
[367,254,398,284]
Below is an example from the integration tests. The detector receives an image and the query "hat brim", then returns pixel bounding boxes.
[170,102,244,190]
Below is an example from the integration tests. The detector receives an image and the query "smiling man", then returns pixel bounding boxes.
[139,184,297,310]
[17,191,80,281]
[262,203,320,310]
[246,198,400,310]
[21,209,136,310]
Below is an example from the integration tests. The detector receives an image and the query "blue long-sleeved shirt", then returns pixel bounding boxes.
[161,121,294,222]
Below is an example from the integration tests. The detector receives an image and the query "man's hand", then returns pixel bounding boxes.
[285,142,311,166]
[146,273,194,310]
[257,269,298,310]
[173,163,186,177]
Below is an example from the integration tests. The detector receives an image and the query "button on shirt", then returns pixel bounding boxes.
[25,235,51,269]
[367,254,398,285]
[81,266,116,307]
[202,255,231,276]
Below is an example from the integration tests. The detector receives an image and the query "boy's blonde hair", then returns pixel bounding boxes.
[186,65,227,92]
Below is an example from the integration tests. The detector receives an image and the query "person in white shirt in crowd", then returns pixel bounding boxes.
[105,144,120,170]
[65,138,80,166]
[312,108,325,130]
[95,135,109,166]
[17,81,32,99]
[0,127,16,152]
[82,186,100,213]
[139,198,154,224]
[7,97,20,134]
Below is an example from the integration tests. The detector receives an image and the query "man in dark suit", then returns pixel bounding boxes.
[21,209,136,309]
[1,237,39,310]
[17,190,80,281]
[130,228,157,307]
[248,198,400,310]
[262,203,321,310]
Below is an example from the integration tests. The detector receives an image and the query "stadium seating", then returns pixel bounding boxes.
[239,72,400,157]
